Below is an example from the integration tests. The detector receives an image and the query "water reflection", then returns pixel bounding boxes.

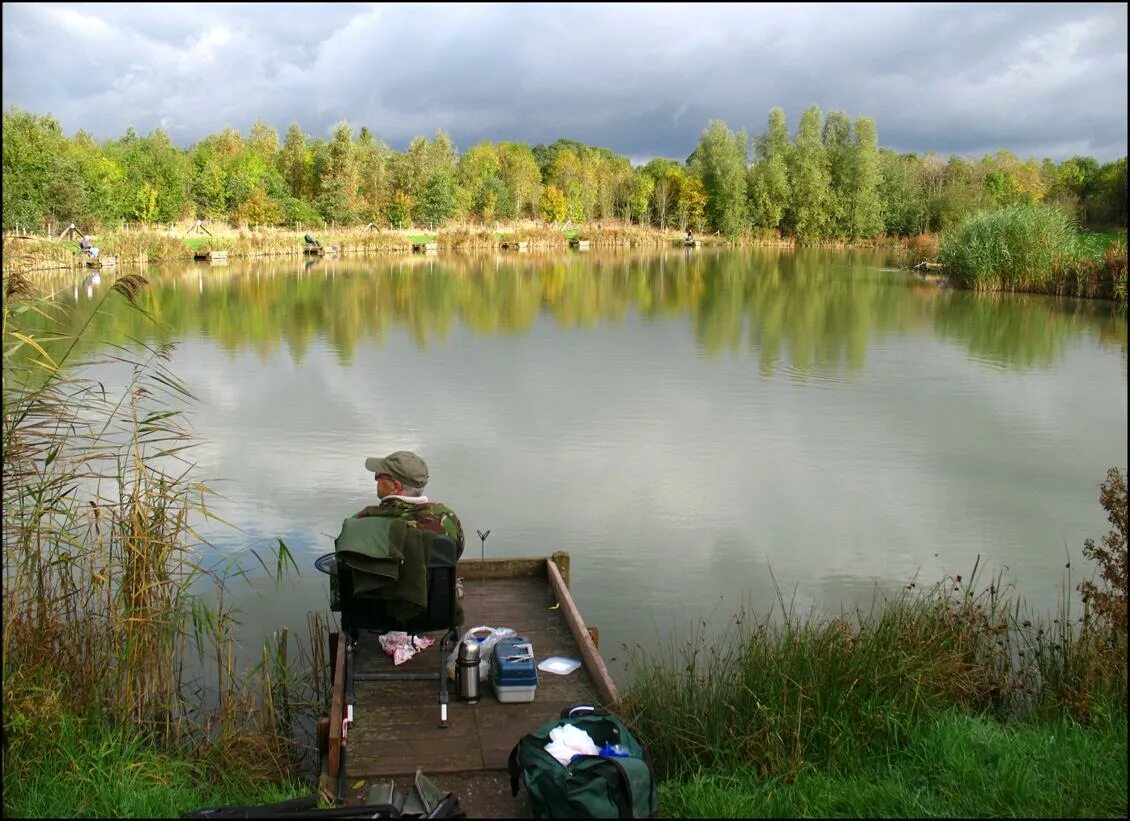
[27,249,1127,374]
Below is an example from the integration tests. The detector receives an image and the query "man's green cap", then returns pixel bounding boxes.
[365,450,429,488]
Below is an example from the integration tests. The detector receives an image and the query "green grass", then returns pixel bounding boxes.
[562,228,581,240]
[1076,228,1128,257]
[658,708,1127,818]
[406,233,438,244]
[2,711,310,819]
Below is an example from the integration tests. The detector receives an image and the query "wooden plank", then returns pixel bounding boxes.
[456,557,548,580]
[546,559,619,710]
[328,632,346,779]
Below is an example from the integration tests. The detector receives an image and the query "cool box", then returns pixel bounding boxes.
[490,636,538,703]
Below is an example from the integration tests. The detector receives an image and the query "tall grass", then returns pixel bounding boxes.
[622,529,1127,784]
[2,266,316,814]
[940,204,1127,302]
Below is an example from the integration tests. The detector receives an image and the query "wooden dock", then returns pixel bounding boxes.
[569,239,590,250]
[412,242,439,254]
[84,256,117,269]
[500,240,529,251]
[325,554,618,817]
[194,250,227,262]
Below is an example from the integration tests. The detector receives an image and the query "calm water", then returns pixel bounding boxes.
[47,248,1128,684]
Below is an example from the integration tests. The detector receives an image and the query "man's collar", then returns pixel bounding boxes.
[381,495,430,505]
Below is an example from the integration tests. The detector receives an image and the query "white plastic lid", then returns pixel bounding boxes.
[537,656,582,675]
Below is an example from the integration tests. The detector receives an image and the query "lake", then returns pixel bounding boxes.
[46,247,1128,684]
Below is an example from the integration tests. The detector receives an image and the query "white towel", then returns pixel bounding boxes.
[543,724,600,766]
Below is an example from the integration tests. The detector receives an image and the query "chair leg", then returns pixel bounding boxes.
[437,627,458,728]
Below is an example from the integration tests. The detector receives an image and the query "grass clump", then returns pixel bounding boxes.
[940,204,1126,302]
[621,469,1127,816]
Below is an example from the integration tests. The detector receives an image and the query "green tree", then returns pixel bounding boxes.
[691,120,748,238]
[788,106,832,242]
[280,123,311,200]
[414,172,455,228]
[822,110,853,237]
[316,121,359,223]
[748,107,791,231]
[355,133,393,224]
[2,109,101,229]
[628,170,655,225]
[847,116,883,239]
[457,142,503,223]
[1091,157,1128,228]
[103,127,189,224]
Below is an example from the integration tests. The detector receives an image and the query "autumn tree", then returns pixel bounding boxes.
[498,142,542,219]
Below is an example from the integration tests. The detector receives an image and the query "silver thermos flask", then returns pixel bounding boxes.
[457,638,481,703]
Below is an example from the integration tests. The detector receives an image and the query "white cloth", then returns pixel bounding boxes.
[544,724,600,766]
[378,631,435,665]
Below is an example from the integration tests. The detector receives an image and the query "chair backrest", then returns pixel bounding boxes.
[338,533,458,636]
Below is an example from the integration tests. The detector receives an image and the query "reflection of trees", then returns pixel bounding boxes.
[931,291,1117,369]
[22,250,1117,374]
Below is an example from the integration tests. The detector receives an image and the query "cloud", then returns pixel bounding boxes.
[2,2,1126,162]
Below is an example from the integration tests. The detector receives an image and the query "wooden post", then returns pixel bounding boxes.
[551,551,570,587]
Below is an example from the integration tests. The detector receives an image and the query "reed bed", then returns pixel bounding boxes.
[940,204,1126,302]
[2,267,318,810]
[621,518,1128,784]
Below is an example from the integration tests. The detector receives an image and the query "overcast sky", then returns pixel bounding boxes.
[3,2,1127,164]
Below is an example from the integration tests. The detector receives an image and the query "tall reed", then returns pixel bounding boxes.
[939,203,1124,301]
[2,265,313,796]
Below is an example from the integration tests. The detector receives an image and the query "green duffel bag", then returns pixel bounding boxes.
[507,703,658,819]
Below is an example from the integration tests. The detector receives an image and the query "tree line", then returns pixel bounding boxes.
[3,106,1126,240]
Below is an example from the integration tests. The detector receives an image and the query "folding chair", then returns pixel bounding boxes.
[320,532,460,728]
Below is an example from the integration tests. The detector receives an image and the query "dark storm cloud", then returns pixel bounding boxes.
[3,2,1125,162]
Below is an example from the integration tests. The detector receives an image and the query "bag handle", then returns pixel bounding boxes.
[560,702,608,719]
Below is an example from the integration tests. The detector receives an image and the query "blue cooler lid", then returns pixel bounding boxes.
[491,636,538,686]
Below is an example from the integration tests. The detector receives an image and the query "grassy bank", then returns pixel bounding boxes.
[2,268,315,815]
[3,710,304,818]
[621,470,1128,817]
[658,709,1126,817]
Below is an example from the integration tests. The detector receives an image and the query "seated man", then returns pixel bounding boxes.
[80,235,100,258]
[357,450,464,557]
[356,449,466,623]
[304,231,322,248]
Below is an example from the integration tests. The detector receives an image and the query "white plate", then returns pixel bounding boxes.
[537,656,582,675]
